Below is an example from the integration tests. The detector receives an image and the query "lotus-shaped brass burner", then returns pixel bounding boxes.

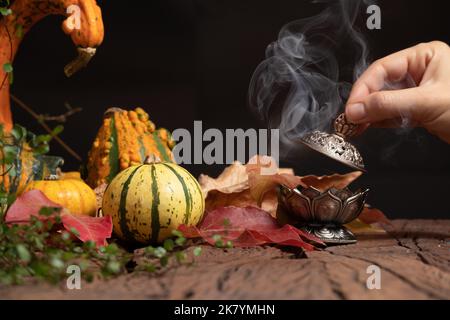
[278,184,369,244]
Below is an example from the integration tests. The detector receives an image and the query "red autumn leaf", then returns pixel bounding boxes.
[179,206,323,250]
[5,190,113,247]
[61,213,113,247]
[5,190,62,224]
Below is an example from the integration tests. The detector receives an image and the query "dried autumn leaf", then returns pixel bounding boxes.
[344,206,390,234]
[246,156,303,207]
[300,171,362,192]
[179,206,323,250]
[199,156,298,215]
[345,218,385,234]
[199,161,249,197]
[359,206,391,225]
[202,188,256,213]
[94,182,108,210]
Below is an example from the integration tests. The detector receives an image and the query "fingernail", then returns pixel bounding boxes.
[346,103,367,122]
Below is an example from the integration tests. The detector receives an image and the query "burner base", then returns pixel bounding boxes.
[301,224,357,245]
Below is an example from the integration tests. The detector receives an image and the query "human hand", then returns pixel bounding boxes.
[345,41,450,144]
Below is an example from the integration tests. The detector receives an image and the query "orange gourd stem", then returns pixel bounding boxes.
[0,0,104,131]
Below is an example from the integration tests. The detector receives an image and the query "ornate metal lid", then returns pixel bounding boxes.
[300,114,366,172]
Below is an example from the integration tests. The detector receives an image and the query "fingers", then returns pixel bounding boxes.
[345,87,427,124]
[346,47,416,105]
[345,42,441,125]
[347,43,435,104]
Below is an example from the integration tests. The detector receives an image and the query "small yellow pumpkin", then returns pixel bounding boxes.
[23,175,97,216]
[102,158,204,244]
[59,171,82,180]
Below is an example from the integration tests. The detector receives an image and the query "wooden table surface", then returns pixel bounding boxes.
[1,219,449,300]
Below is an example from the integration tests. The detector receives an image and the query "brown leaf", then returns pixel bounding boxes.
[300,171,362,192]
[94,183,108,210]
[199,161,249,197]
[204,189,256,213]
[199,156,298,215]
[345,218,386,234]
[359,206,391,225]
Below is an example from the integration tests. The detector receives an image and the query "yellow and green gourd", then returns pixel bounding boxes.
[86,107,176,188]
[102,159,205,244]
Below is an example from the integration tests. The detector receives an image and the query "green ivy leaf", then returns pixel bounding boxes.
[38,207,60,217]
[35,134,52,144]
[51,125,64,136]
[163,239,174,252]
[16,244,31,263]
[160,255,169,267]
[50,257,64,269]
[175,236,186,246]
[70,227,80,237]
[144,246,155,255]
[153,247,166,258]
[175,251,186,263]
[171,229,184,238]
[3,62,13,73]
[0,8,12,16]
[15,24,23,38]
[11,125,27,142]
[32,144,50,155]
[193,247,202,257]
[106,261,121,274]
[8,70,13,85]
[145,264,156,272]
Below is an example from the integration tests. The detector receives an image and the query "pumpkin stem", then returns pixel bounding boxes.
[104,107,125,118]
[44,174,60,181]
[64,47,97,78]
[144,155,161,164]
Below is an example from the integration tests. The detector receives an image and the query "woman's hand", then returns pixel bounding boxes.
[345,41,450,144]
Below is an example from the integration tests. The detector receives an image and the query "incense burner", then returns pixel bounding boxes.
[279,113,370,244]
[300,113,366,172]
[278,184,369,244]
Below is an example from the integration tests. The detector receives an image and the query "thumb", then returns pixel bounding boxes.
[345,87,427,124]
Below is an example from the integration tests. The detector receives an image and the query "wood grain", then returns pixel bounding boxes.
[0,219,449,299]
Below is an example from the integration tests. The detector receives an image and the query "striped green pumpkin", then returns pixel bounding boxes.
[102,162,205,244]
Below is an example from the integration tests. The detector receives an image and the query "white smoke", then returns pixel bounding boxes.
[249,0,373,156]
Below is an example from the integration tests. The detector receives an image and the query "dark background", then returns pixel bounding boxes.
[10,0,450,218]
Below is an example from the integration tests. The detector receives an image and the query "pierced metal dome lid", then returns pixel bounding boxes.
[299,113,366,172]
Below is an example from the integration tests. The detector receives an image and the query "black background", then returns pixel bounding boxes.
[9,0,450,218]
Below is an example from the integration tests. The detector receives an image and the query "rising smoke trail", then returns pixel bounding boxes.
[249,0,373,158]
